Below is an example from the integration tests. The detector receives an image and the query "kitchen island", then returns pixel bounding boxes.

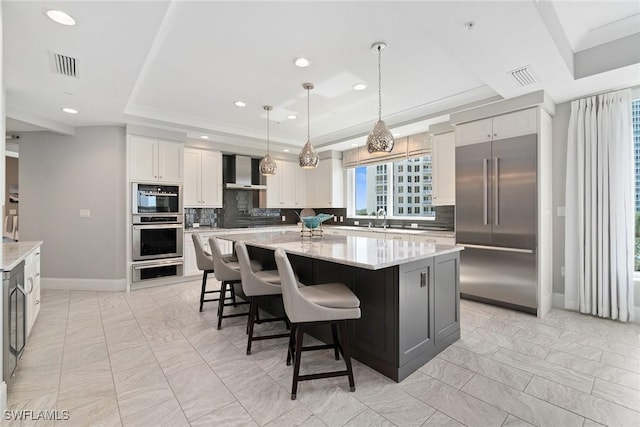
[219,231,462,382]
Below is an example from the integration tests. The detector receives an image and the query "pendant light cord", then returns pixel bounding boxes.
[377,45,382,120]
[307,86,311,142]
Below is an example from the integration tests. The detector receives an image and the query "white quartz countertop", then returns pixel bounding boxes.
[219,231,461,270]
[3,241,43,270]
[185,224,454,238]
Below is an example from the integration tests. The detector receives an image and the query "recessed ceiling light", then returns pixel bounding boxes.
[200,135,210,140]
[294,58,310,68]
[393,133,400,137]
[353,83,367,91]
[46,10,76,26]
[62,107,78,114]
[287,114,297,120]
[351,143,359,147]
[234,101,246,107]
[283,149,291,153]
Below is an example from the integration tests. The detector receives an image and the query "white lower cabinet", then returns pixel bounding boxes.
[25,245,42,337]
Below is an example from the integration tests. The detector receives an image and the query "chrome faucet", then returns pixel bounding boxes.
[376,208,387,229]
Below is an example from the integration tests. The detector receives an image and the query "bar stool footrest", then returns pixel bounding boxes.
[297,370,350,382]
[251,332,290,341]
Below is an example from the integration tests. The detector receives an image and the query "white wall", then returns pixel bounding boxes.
[18,127,126,287]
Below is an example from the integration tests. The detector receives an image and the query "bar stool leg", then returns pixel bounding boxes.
[231,284,237,307]
[246,296,257,355]
[199,271,208,312]
[339,321,355,392]
[286,323,297,366]
[291,324,305,400]
[217,281,227,330]
[331,322,340,361]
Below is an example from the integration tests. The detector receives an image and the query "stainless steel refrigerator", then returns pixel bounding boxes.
[456,134,537,313]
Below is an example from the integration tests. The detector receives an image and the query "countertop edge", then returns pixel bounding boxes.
[3,241,43,271]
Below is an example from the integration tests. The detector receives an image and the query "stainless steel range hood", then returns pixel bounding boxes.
[225,155,267,190]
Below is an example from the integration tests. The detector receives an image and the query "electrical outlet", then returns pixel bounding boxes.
[333,216,337,222]
[410,223,418,228]
[339,216,344,222]
[354,220,360,226]
[561,266,565,276]
[80,209,91,218]
[281,215,286,222]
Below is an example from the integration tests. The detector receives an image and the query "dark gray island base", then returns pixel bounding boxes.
[221,232,462,382]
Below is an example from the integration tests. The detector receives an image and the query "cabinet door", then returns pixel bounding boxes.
[432,132,455,206]
[455,118,492,147]
[280,161,296,207]
[201,151,222,207]
[294,166,307,207]
[129,135,158,181]
[157,140,183,183]
[183,237,200,277]
[398,259,434,365]
[492,108,537,140]
[183,149,201,207]
[266,172,280,208]
[434,252,460,344]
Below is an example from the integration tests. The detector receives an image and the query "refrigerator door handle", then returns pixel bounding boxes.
[494,157,499,226]
[459,243,534,254]
[483,158,488,225]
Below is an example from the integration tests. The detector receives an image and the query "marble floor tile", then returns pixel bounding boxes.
[545,350,640,391]
[296,381,367,426]
[62,393,121,427]
[165,363,235,422]
[8,364,61,397]
[107,341,157,374]
[421,411,465,427]
[6,390,58,422]
[591,378,640,412]
[551,340,603,361]
[354,384,435,426]
[492,348,594,393]
[343,408,394,427]
[61,335,109,371]
[462,374,583,427]
[439,346,532,391]
[149,338,205,376]
[190,401,258,427]
[600,350,640,374]
[112,361,175,419]
[499,414,535,427]
[525,375,640,427]
[138,320,184,345]
[57,359,115,409]
[400,371,508,427]
[419,357,475,389]
[121,396,189,427]
[263,405,316,427]
[222,365,303,425]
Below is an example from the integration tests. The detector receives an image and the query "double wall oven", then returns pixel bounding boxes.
[131,183,184,283]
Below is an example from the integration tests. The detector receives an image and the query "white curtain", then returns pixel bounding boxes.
[565,89,634,322]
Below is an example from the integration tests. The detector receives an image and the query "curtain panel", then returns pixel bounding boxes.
[565,89,634,322]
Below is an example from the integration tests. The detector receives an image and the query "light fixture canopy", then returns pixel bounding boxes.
[259,105,277,176]
[299,83,319,169]
[366,42,394,153]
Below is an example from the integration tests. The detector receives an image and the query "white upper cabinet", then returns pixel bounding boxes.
[294,166,307,207]
[266,160,300,208]
[431,132,455,206]
[184,148,222,208]
[129,135,184,183]
[309,158,344,208]
[455,108,537,146]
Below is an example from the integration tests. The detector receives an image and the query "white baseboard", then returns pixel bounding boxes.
[0,381,6,412]
[552,292,640,324]
[41,278,127,292]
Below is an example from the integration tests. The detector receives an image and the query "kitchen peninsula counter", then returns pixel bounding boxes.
[219,230,462,382]
[3,241,43,270]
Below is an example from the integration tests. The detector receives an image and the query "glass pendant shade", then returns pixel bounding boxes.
[298,82,319,169]
[299,141,319,169]
[366,118,394,153]
[367,42,395,153]
[260,105,277,176]
[259,153,277,175]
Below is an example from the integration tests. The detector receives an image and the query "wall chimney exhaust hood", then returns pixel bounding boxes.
[224,155,267,190]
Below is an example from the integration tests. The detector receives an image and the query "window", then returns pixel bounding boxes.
[351,155,435,218]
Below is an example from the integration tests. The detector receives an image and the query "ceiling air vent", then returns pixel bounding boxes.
[50,52,78,78]
[509,66,537,87]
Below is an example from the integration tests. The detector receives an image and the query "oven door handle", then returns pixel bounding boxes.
[132,224,183,230]
[133,261,183,270]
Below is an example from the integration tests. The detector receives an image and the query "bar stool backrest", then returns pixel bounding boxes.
[208,236,240,282]
[192,234,214,271]
[235,241,282,297]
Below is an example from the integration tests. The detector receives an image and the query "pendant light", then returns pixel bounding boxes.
[259,105,277,176]
[298,82,319,169]
[366,42,394,153]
